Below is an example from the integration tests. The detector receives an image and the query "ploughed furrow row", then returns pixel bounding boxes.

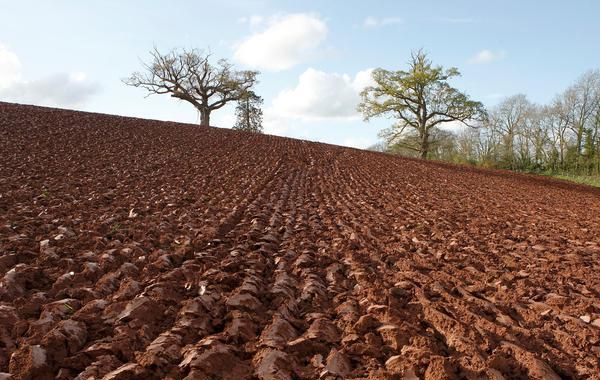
[354,152,599,379]
[1,102,600,379]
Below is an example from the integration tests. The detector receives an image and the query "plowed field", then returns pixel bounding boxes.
[1,102,600,380]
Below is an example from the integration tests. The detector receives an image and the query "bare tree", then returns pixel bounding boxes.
[455,127,482,163]
[475,126,501,165]
[545,99,571,169]
[124,47,258,126]
[573,71,599,152]
[520,104,552,169]
[358,50,486,159]
[592,103,600,173]
[489,94,532,169]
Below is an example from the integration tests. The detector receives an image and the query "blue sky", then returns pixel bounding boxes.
[1,0,599,148]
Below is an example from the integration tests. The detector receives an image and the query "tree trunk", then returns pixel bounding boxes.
[245,98,250,130]
[200,110,210,126]
[506,132,515,170]
[420,129,430,159]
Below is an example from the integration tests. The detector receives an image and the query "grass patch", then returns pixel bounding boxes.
[548,174,600,187]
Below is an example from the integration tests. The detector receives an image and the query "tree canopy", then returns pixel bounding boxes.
[358,50,486,158]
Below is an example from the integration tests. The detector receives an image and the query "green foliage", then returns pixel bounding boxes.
[372,67,600,185]
[232,90,263,133]
[358,49,486,158]
[551,174,600,187]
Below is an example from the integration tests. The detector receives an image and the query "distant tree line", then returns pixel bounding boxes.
[388,71,600,177]
[363,52,600,178]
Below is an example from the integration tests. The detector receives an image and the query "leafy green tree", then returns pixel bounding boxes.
[358,50,486,159]
[233,91,263,133]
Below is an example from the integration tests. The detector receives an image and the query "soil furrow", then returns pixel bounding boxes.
[1,102,599,379]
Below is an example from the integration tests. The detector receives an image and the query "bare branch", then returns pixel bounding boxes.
[124,47,259,126]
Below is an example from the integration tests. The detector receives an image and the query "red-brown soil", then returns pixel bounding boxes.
[1,101,599,379]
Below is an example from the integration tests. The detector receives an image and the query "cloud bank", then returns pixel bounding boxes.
[271,68,375,120]
[0,43,98,107]
[234,13,328,71]
[1,72,99,107]
[0,44,22,88]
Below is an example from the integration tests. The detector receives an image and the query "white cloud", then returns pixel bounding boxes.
[363,17,379,28]
[271,68,375,121]
[263,106,296,135]
[1,73,99,107]
[468,49,506,64]
[362,16,403,28]
[0,43,99,107]
[0,44,22,88]
[212,108,236,128]
[233,13,328,71]
[352,69,377,91]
